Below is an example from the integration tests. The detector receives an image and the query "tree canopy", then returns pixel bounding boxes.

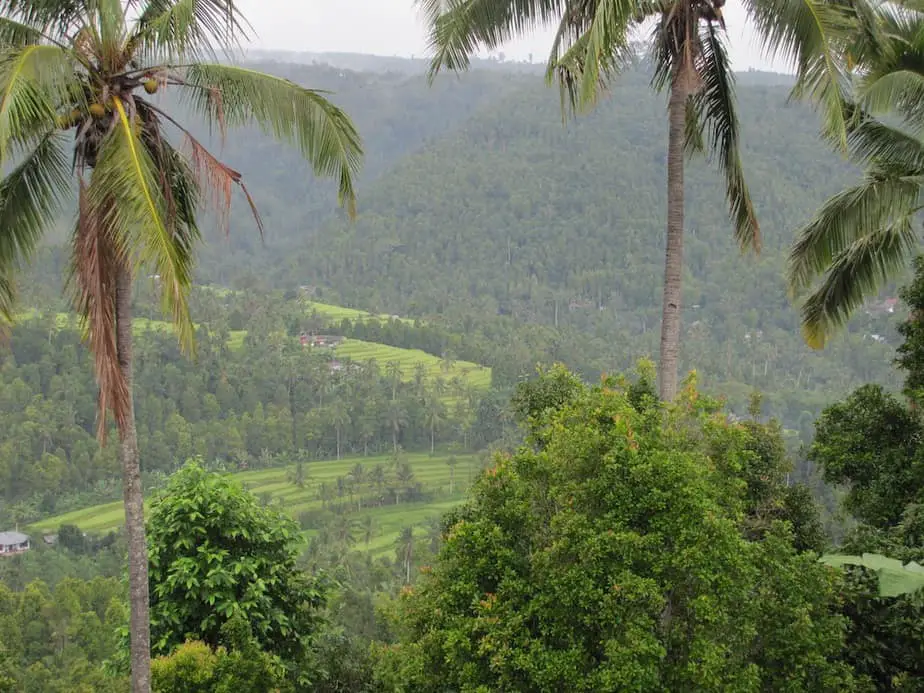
[147,460,325,678]
[377,367,854,692]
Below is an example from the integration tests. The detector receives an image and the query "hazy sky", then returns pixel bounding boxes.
[236,0,792,73]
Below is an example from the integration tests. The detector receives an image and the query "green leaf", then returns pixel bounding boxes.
[690,22,760,253]
[0,0,85,41]
[418,0,566,77]
[741,0,856,148]
[131,0,252,62]
[87,99,196,351]
[0,131,70,322]
[0,17,48,46]
[0,43,76,161]
[820,553,924,597]
[787,167,921,346]
[181,63,362,217]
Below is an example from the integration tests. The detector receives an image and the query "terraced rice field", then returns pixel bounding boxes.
[17,307,490,396]
[30,451,483,556]
[333,339,491,400]
[303,300,414,325]
[17,311,247,347]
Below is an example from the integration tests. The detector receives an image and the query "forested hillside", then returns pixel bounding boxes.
[18,55,900,436]
[200,57,900,427]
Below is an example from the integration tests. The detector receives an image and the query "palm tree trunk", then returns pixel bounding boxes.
[658,79,688,401]
[116,265,151,693]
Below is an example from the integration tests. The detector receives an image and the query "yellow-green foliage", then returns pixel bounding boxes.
[334,338,491,399]
[303,299,414,324]
[16,307,491,399]
[31,451,480,555]
[152,641,217,691]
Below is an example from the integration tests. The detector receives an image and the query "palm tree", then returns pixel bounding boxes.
[446,454,459,494]
[396,526,415,584]
[349,461,367,510]
[385,359,403,400]
[394,461,416,505]
[424,394,445,454]
[0,2,361,689]
[787,1,924,347]
[386,397,408,452]
[286,458,309,489]
[418,0,850,400]
[361,515,375,547]
[328,399,352,460]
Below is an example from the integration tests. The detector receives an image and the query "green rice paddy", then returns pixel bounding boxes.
[30,451,483,557]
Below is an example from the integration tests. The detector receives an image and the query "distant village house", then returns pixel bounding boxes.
[865,298,899,316]
[299,333,346,349]
[0,531,30,556]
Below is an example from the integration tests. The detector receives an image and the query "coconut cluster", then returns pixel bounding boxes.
[57,76,160,131]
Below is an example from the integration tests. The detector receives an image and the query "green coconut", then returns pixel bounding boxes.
[143,79,158,94]
[89,103,106,118]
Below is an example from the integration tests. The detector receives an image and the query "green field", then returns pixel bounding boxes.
[30,451,483,556]
[16,310,248,346]
[18,307,492,397]
[333,339,491,398]
[302,299,415,325]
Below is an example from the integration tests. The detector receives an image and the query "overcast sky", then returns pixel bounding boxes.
[236,0,791,73]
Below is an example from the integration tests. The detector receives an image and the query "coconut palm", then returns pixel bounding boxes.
[0,1,361,690]
[787,1,924,347]
[418,0,852,400]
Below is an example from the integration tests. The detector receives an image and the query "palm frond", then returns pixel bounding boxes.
[846,108,924,171]
[181,63,362,216]
[95,0,128,69]
[742,0,856,148]
[134,103,201,249]
[87,98,196,353]
[0,131,70,322]
[137,96,259,236]
[0,0,87,41]
[859,69,924,123]
[417,0,566,77]
[548,0,642,116]
[0,43,81,161]
[788,167,921,294]
[0,16,50,46]
[70,178,126,440]
[691,22,760,252]
[800,213,918,347]
[650,1,702,93]
[130,0,251,62]
[684,92,705,155]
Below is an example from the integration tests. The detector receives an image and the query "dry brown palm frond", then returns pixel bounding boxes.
[71,179,130,441]
[183,131,263,238]
[139,98,262,237]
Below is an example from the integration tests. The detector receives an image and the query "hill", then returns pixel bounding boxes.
[10,54,908,485]
[170,57,898,429]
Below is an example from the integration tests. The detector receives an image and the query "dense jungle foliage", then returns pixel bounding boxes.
[3,52,923,692]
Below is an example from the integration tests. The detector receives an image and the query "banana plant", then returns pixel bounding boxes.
[820,553,924,597]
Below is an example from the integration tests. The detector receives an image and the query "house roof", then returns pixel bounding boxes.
[0,531,29,544]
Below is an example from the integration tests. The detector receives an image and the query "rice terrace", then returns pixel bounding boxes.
[31,451,482,557]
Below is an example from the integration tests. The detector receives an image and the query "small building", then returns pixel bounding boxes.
[0,531,30,556]
[300,334,345,349]
[865,297,899,316]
